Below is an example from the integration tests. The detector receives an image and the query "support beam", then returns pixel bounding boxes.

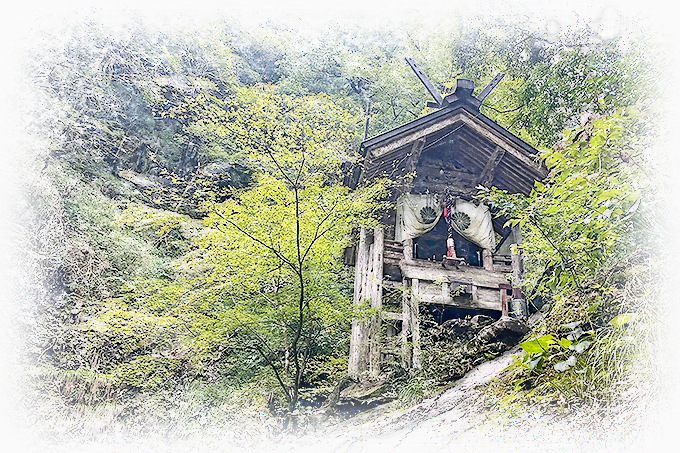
[349,227,370,379]
[511,244,523,284]
[482,248,493,272]
[511,244,525,300]
[401,278,411,368]
[369,227,384,378]
[403,237,414,261]
[404,57,444,107]
[476,73,505,102]
[499,283,512,318]
[475,146,506,187]
[411,278,422,369]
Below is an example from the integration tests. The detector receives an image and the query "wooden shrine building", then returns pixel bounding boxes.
[346,75,547,380]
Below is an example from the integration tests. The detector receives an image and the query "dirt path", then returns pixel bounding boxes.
[272,344,664,453]
[275,346,523,453]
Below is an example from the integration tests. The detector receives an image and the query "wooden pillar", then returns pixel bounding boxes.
[410,278,422,369]
[403,237,413,261]
[511,244,522,282]
[482,248,493,271]
[511,244,525,300]
[349,227,370,379]
[401,278,412,368]
[369,227,384,379]
[499,283,512,317]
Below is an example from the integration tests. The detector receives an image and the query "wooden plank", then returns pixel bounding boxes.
[382,311,403,321]
[458,114,545,174]
[415,292,500,311]
[399,260,510,289]
[410,184,477,198]
[415,165,477,182]
[370,113,464,158]
[476,73,505,102]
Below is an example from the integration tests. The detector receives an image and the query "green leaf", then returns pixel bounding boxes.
[609,313,638,328]
[559,338,572,349]
[519,335,557,354]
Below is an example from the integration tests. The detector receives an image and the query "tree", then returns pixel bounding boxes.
[193,153,384,412]
[190,85,386,409]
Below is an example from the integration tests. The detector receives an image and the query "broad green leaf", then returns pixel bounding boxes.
[609,313,638,328]
[519,335,557,354]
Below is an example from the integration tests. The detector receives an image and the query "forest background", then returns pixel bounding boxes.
[2,1,680,451]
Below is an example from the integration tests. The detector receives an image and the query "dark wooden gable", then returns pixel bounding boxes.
[354,80,547,199]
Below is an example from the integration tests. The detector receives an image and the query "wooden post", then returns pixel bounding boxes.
[411,278,422,369]
[349,227,370,379]
[499,283,512,317]
[403,237,413,261]
[371,227,384,309]
[369,227,384,379]
[482,248,493,271]
[401,278,411,368]
[511,244,522,283]
[510,244,525,301]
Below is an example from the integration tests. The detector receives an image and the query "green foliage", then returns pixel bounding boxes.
[516,322,592,373]
[398,373,436,406]
[189,153,385,410]
[483,108,658,408]
[115,356,181,389]
[482,109,646,296]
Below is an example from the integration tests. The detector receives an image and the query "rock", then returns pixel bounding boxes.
[340,381,387,401]
[322,376,354,410]
[474,317,530,347]
[470,314,495,329]
[440,318,473,336]
[334,380,394,417]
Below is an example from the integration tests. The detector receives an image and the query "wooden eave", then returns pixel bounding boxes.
[355,101,548,195]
